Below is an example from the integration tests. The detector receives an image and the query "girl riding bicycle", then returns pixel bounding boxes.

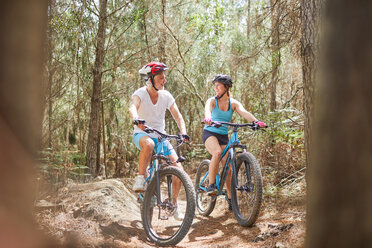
[202,74,266,209]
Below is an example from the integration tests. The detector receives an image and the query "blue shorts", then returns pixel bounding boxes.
[133,133,176,156]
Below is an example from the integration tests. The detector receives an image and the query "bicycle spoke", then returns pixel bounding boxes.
[150,179,184,235]
[142,167,195,246]
[232,153,262,227]
[195,160,216,216]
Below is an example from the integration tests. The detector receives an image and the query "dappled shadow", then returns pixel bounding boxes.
[188,211,261,244]
[100,220,149,244]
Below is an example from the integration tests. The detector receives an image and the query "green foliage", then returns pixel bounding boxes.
[38,150,89,183]
[273,125,304,147]
[267,108,304,148]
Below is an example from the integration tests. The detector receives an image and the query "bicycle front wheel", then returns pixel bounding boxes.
[231,152,263,227]
[142,166,196,247]
[195,159,216,216]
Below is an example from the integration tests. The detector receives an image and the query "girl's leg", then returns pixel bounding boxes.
[218,146,231,198]
[225,167,232,199]
[204,137,223,184]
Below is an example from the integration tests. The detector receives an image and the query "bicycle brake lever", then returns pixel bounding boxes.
[176,156,186,163]
[144,127,153,133]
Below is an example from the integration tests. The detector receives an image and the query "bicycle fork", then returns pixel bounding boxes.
[155,159,161,205]
[154,160,176,220]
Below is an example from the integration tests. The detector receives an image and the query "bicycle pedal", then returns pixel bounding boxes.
[160,215,169,220]
[207,192,218,197]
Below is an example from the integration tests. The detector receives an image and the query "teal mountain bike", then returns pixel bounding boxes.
[137,125,196,246]
[195,121,264,227]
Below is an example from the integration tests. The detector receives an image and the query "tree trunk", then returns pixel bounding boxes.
[47,66,55,149]
[86,0,108,177]
[45,0,55,149]
[141,2,151,61]
[160,0,167,63]
[66,0,86,148]
[301,0,319,169]
[101,102,107,178]
[246,0,251,38]
[270,0,281,112]
[307,1,372,247]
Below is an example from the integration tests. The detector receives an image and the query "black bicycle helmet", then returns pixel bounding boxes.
[212,74,233,99]
[212,74,233,88]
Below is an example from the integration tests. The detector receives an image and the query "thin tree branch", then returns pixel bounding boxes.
[107,0,132,18]
[176,68,204,107]
[283,86,304,109]
[161,1,185,65]
[102,42,159,73]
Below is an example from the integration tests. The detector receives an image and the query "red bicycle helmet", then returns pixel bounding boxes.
[139,62,168,91]
[139,62,168,79]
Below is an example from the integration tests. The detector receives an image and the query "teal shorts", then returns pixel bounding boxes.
[133,133,175,156]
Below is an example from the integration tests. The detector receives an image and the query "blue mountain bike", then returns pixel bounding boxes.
[137,126,196,246]
[195,121,264,227]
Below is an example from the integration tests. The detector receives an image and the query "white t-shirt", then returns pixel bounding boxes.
[132,86,175,137]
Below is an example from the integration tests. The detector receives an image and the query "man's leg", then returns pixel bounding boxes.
[168,153,185,220]
[168,153,183,203]
[138,136,155,176]
[133,134,155,192]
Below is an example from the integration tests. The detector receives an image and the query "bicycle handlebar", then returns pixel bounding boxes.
[201,121,268,130]
[143,125,190,146]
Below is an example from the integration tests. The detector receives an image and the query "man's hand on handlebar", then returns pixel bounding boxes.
[181,134,190,142]
[133,118,146,131]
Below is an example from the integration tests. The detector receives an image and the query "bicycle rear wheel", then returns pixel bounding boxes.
[231,152,263,227]
[195,159,216,216]
[142,166,195,246]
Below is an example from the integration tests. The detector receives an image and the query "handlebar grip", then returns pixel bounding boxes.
[133,119,146,125]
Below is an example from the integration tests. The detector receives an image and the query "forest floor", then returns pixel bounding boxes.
[35,166,306,248]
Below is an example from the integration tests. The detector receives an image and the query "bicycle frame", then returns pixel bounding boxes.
[199,125,247,195]
[138,132,179,205]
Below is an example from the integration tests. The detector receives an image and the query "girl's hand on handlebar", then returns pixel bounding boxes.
[203,117,212,126]
[255,121,267,128]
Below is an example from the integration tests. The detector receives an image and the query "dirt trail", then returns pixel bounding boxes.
[36,177,305,248]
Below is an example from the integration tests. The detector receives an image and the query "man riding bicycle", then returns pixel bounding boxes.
[202,74,266,210]
[129,62,189,220]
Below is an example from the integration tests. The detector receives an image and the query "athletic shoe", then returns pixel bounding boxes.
[173,206,184,221]
[132,175,145,192]
[206,183,218,196]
